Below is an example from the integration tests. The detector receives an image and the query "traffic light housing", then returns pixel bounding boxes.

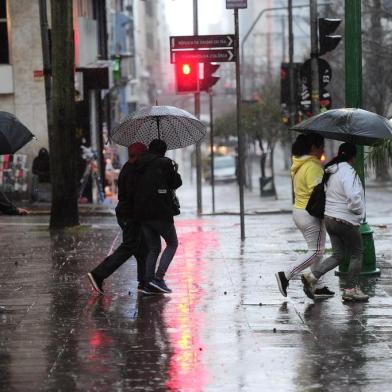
[318,18,342,56]
[199,63,220,92]
[175,62,198,93]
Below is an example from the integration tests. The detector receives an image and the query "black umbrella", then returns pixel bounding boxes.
[0,111,35,155]
[291,108,392,146]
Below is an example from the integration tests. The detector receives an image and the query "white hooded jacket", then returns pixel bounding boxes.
[324,162,365,226]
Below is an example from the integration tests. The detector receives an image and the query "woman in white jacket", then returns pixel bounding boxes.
[302,143,368,301]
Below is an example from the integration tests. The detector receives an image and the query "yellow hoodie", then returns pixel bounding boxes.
[291,155,323,209]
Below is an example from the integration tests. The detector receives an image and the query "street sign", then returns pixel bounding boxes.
[170,49,236,64]
[226,0,247,9]
[170,35,234,50]
[300,58,332,88]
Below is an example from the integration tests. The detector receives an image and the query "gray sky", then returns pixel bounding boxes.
[165,0,233,35]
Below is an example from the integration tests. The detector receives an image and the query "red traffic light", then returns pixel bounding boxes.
[181,63,192,75]
[175,62,198,93]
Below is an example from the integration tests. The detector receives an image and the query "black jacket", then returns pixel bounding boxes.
[115,161,138,220]
[133,153,182,222]
[0,191,18,215]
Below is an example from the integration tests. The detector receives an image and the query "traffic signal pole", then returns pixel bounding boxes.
[234,8,245,240]
[310,0,320,115]
[193,0,202,215]
[209,89,215,213]
[338,0,379,275]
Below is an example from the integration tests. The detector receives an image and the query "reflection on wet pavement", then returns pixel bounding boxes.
[1,213,392,391]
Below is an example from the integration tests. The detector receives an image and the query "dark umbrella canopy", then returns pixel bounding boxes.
[0,111,35,155]
[291,108,392,146]
[110,105,206,150]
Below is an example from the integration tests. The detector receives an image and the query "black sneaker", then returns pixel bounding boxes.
[275,272,289,297]
[87,272,104,295]
[149,278,172,293]
[140,284,162,295]
[301,274,315,300]
[314,286,335,299]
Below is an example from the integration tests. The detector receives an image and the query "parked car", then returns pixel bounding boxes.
[205,155,237,184]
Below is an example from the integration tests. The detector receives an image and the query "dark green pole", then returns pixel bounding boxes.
[338,0,379,275]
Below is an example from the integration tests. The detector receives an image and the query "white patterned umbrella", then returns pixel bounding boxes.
[109,105,206,150]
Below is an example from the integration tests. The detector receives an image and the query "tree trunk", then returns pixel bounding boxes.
[49,0,79,227]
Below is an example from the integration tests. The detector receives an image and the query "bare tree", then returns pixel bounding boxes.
[49,0,79,227]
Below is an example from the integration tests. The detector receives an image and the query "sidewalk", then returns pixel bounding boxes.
[0,181,392,391]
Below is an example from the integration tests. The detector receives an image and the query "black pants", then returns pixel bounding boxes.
[92,218,147,283]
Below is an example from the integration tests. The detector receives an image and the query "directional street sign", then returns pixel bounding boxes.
[170,35,234,50]
[170,49,236,64]
[226,0,247,9]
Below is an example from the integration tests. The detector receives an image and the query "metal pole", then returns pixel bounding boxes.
[235,9,245,240]
[310,0,320,115]
[209,89,215,213]
[193,0,202,215]
[340,0,379,275]
[288,0,295,128]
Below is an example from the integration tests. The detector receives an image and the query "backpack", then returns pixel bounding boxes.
[306,174,326,219]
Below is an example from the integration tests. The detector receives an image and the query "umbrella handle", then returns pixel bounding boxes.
[156,117,161,139]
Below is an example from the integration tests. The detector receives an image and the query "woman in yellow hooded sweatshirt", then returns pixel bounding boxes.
[275,133,334,299]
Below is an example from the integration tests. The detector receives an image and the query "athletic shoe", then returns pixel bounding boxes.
[149,278,172,293]
[301,272,317,300]
[275,271,289,297]
[87,272,104,295]
[314,286,335,299]
[342,287,369,302]
[140,284,162,295]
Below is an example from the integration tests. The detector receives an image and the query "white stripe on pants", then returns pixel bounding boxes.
[286,208,326,280]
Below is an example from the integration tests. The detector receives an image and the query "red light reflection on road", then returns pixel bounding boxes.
[164,219,218,392]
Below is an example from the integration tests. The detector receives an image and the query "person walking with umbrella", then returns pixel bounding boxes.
[87,142,148,295]
[275,133,334,299]
[301,143,368,301]
[1,111,34,216]
[134,139,182,294]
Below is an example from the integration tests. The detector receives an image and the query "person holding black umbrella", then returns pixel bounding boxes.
[301,143,368,302]
[133,139,182,294]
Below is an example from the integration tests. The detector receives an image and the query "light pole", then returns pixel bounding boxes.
[339,0,379,275]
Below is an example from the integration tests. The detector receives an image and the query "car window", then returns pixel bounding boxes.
[214,156,235,169]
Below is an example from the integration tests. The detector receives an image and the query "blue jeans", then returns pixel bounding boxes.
[142,220,178,282]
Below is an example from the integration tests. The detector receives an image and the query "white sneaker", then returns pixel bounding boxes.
[342,287,369,302]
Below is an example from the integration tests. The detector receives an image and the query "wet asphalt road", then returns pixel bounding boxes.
[1,182,392,391]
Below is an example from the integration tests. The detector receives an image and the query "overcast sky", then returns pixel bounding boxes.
[165,0,233,35]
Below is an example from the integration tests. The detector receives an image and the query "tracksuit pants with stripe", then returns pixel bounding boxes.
[285,208,326,280]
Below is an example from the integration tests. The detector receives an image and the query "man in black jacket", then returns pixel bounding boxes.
[87,142,148,295]
[134,139,182,294]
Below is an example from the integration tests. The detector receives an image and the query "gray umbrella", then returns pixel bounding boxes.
[291,108,392,146]
[0,111,35,155]
[109,105,206,150]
